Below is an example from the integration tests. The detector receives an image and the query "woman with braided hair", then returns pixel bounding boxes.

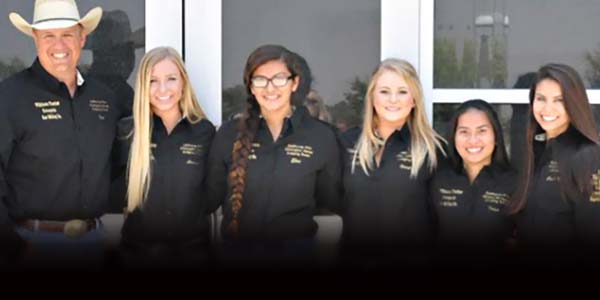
[206,45,342,268]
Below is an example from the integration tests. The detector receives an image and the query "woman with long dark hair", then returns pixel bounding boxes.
[206,45,342,267]
[430,99,515,266]
[510,63,600,265]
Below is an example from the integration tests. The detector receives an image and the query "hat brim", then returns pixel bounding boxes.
[9,7,103,37]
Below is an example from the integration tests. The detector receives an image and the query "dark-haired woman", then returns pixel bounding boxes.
[430,99,516,267]
[206,45,342,268]
[510,63,600,267]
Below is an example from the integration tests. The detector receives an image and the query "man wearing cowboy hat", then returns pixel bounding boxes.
[0,0,130,267]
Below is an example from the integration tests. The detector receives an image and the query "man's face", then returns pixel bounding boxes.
[32,25,86,79]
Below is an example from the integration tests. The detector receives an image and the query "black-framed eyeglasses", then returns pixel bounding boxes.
[250,74,295,88]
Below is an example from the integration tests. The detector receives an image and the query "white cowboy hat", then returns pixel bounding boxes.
[9,0,102,37]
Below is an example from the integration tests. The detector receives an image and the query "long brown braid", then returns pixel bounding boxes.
[227,99,259,236]
[226,45,305,237]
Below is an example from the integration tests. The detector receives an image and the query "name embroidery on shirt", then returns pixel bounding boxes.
[180,143,203,156]
[482,191,509,212]
[248,143,260,160]
[590,170,600,202]
[89,99,110,120]
[439,188,463,207]
[396,151,412,170]
[180,143,204,165]
[546,160,560,182]
[34,100,62,120]
[285,144,313,164]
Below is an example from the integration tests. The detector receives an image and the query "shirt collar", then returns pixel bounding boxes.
[152,113,189,134]
[535,125,581,149]
[30,58,85,92]
[385,123,411,144]
[258,106,308,139]
[76,70,85,86]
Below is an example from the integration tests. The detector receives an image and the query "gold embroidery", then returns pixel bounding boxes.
[546,160,561,182]
[590,170,600,202]
[285,144,313,164]
[34,101,60,108]
[488,206,500,212]
[440,188,464,195]
[248,143,260,160]
[35,100,62,121]
[482,191,509,212]
[482,191,509,205]
[89,100,110,112]
[186,160,199,165]
[396,151,412,170]
[439,188,462,207]
[180,143,203,156]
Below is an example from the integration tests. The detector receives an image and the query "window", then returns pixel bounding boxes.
[434,0,600,89]
[0,0,145,92]
[221,0,380,130]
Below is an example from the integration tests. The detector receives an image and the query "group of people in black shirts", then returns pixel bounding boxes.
[2,0,600,271]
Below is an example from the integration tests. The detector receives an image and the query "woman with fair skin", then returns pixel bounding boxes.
[116,47,215,267]
[430,100,515,266]
[510,63,600,266]
[206,45,341,267]
[340,58,445,267]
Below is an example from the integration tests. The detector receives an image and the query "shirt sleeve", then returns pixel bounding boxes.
[570,145,600,245]
[0,98,14,227]
[109,117,133,213]
[205,124,231,214]
[0,94,26,258]
[200,121,217,212]
[314,128,343,214]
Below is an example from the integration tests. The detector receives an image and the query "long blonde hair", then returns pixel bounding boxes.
[352,58,445,177]
[127,46,206,212]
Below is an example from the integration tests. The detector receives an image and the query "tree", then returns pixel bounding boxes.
[490,38,507,88]
[460,39,477,88]
[585,44,600,88]
[221,84,247,121]
[434,37,460,88]
[327,76,367,129]
[0,57,26,81]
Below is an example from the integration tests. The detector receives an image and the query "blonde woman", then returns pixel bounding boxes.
[116,47,215,266]
[340,58,445,267]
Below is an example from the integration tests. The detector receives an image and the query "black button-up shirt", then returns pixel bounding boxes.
[430,164,515,248]
[117,116,215,245]
[518,127,600,248]
[0,59,128,232]
[341,125,434,248]
[206,107,342,241]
